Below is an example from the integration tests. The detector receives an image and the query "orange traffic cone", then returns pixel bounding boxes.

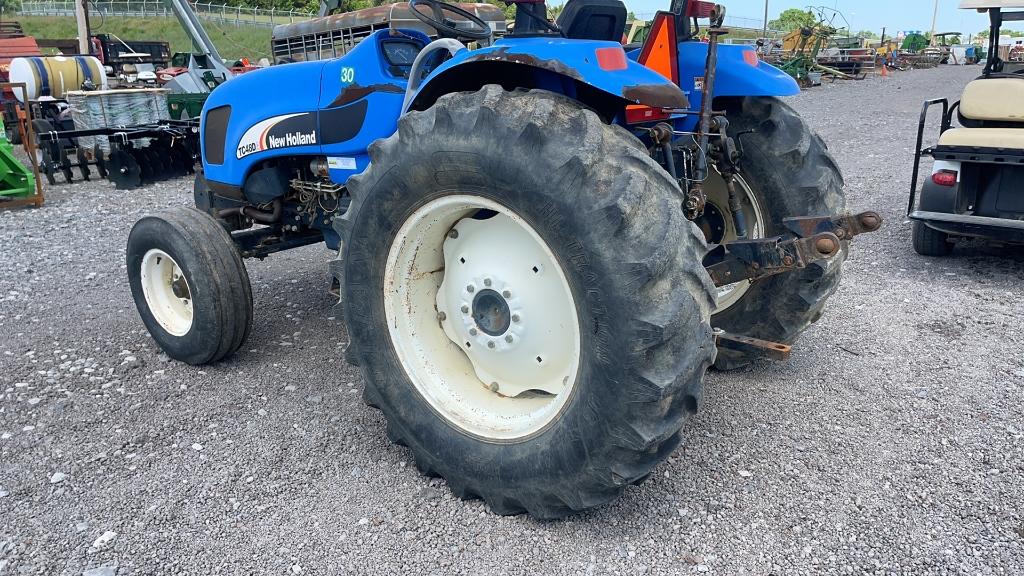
[881,63,889,78]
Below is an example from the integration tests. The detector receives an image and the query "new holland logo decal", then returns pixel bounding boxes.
[236,112,318,159]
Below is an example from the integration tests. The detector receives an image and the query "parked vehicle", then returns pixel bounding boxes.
[909,0,1024,255]
[92,34,171,78]
[126,0,879,517]
[270,2,507,63]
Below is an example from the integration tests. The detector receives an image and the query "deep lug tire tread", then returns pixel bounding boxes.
[334,86,716,518]
[711,96,848,370]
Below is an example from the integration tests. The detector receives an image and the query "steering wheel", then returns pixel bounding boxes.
[409,0,493,41]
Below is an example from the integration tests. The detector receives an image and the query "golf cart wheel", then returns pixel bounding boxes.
[709,96,847,370]
[127,206,253,365]
[336,86,716,518]
[912,220,953,256]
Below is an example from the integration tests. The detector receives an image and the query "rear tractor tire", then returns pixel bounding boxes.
[707,96,848,370]
[335,86,717,518]
[127,206,253,365]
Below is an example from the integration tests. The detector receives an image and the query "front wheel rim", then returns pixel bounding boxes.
[383,195,581,441]
[140,249,193,337]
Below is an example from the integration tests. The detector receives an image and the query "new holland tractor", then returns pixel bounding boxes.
[126,0,880,517]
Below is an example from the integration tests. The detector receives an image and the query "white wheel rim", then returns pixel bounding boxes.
[140,249,193,337]
[383,195,581,441]
[700,172,767,313]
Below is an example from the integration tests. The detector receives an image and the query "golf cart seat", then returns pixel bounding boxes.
[938,127,1024,149]
[937,77,1024,150]
[555,0,627,42]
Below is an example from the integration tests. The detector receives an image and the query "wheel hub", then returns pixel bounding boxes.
[382,195,581,440]
[139,249,193,337]
[171,275,191,300]
[436,212,576,398]
[471,289,510,336]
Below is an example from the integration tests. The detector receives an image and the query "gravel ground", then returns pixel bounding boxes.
[1,65,1022,575]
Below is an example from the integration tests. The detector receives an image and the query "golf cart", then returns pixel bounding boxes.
[908,0,1024,255]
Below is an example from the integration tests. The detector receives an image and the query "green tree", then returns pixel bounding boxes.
[855,30,879,39]
[768,8,816,32]
[979,28,1024,38]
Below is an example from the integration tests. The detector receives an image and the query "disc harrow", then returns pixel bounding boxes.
[34,119,200,190]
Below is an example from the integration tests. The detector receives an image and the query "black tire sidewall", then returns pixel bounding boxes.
[710,96,847,347]
[345,176,628,503]
[127,214,227,364]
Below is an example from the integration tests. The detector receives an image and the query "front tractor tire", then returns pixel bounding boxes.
[336,86,717,518]
[709,97,848,369]
[127,207,253,365]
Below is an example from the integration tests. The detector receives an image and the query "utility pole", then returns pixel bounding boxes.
[762,0,768,39]
[74,0,91,55]
[929,0,939,46]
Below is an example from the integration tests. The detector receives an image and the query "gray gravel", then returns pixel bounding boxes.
[2,65,1023,575]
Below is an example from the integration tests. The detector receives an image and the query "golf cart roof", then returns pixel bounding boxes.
[960,1,1024,9]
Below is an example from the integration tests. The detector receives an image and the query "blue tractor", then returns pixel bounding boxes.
[126,0,880,517]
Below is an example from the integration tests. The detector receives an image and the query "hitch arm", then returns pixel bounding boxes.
[783,211,882,241]
[705,232,842,287]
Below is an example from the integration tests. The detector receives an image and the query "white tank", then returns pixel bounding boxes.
[8,56,108,102]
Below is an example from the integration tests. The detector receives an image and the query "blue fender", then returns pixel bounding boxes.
[625,41,798,132]
[677,43,799,99]
[407,36,689,118]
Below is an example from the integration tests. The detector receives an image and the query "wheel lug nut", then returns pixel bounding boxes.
[504,334,513,343]
[487,341,495,349]
[437,311,446,321]
[483,278,492,287]
[448,229,459,239]
[469,328,478,336]
[502,290,511,298]
[511,314,520,323]
[467,284,475,293]
[489,382,499,392]
[461,305,469,314]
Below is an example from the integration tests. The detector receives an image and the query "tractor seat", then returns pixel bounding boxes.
[938,127,1024,150]
[958,77,1024,125]
[555,0,627,42]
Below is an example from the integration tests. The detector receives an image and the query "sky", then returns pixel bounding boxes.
[622,0,1024,38]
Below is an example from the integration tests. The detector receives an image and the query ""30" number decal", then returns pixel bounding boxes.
[340,67,355,83]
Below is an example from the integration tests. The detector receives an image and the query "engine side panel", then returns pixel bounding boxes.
[317,30,428,184]
[200,29,427,189]
[201,60,326,187]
